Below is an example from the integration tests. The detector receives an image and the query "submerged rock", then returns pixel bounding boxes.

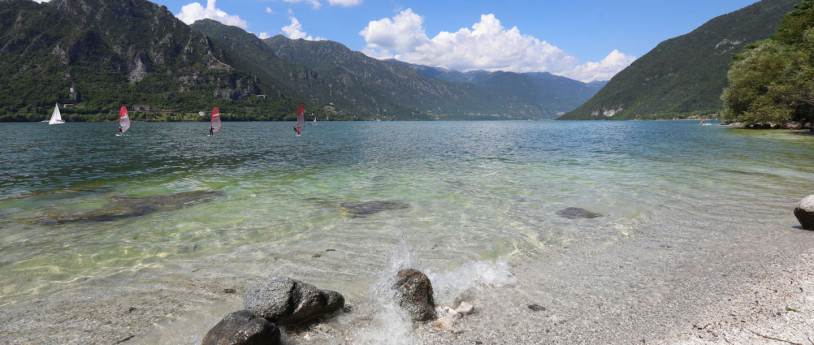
[202,310,280,345]
[556,207,602,219]
[339,200,408,217]
[393,269,436,321]
[244,278,344,326]
[37,190,222,224]
[794,195,814,230]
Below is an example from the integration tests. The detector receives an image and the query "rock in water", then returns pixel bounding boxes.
[244,278,344,326]
[393,269,436,321]
[202,310,280,345]
[556,207,602,219]
[794,195,814,230]
[339,200,408,217]
[40,190,222,224]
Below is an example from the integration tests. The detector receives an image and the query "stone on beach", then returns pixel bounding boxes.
[455,301,474,315]
[339,200,409,217]
[556,207,602,219]
[202,310,280,345]
[244,278,344,326]
[794,194,814,230]
[393,269,436,321]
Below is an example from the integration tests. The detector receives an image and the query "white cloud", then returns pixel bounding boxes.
[565,49,637,82]
[177,0,248,29]
[327,0,363,7]
[283,0,321,10]
[282,17,324,41]
[266,7,273,14]
[360,9,634,82]
[359,8,427,53]
[259,32,271,39]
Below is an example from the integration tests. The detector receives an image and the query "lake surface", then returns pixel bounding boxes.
[1,121,813,343]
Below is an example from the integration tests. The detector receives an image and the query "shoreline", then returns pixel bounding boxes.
[1,222,812,344]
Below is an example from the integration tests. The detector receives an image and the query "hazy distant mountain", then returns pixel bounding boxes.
[0,0,287,121]
[194,19,557,119]
[393,61,607,118]
[560,0,798,120]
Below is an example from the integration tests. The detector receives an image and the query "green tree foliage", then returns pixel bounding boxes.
[722,1,814,126]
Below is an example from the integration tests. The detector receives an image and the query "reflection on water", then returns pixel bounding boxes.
[0,121,812,341]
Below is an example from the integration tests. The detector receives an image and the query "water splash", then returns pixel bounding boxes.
[353,231,517,344]
[354,230,419,345]
[427,258,516,305]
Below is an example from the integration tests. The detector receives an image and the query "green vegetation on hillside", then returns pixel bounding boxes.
[196,22,551,120]
[0,0,296,122]
[560,0,798,120]
[721,0,814,127]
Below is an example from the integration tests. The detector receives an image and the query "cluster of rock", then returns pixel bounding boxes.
[724,121,813,130]
[203,269,476,344]
[795,194,814,230]
[202,278,344,345]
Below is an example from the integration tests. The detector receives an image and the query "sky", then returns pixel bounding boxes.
[36,0,762,82]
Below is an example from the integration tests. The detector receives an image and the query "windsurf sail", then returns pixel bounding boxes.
[48,103,65,125]
[210,107,221,133]
[295,104,305,134]
[119,106,130,133]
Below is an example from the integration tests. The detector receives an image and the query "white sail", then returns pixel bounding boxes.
[48,104,65,125]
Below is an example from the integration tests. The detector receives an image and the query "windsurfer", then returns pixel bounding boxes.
[118,125,123,135]
[294,126,301,135]
[210,126,214,136]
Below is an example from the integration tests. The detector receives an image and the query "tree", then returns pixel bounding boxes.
[721,0,814,127]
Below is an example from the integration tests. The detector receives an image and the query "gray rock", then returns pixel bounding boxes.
[392,269,436,321]
[339,200,408,217]
[202,310,280,345]
[244,278,344,326]
[38,190,222,224]
[794,195,814,230]
[556,207,602,219]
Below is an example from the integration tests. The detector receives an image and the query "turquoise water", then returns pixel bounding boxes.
[1,121,813,339]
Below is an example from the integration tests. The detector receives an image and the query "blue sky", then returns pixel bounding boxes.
[39,0,763,81]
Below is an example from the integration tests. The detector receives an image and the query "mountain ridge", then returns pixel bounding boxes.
[0,0,297,121]
[390,60,607,118]
[559,0,799,120]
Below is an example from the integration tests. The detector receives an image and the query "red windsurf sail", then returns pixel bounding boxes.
[119,106,130,133]
[211,107,221,133]
[295,104,305,135]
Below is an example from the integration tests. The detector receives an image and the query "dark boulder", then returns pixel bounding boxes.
[339,200,408,217]
[244,278,344,326]
[202,310,280,345]
[38,190,222,224]
[392,269,436,321]
[794,195,814,230]
[556,207,602,219]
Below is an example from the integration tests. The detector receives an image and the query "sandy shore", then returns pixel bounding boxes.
[260,220,814,345]
[406,225,813,345]
[1,221,812,344]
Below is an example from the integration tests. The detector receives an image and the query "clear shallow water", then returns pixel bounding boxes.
[0,121,813,341]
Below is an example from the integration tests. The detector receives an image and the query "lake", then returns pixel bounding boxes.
[0,121,812,344]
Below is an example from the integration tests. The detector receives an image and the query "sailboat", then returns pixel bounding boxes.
[117,106,130,136]
[294,104,304,136]
[47,103,65,125]
[210,107,221,135]
[308,116,317,125]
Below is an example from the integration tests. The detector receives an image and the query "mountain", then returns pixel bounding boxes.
[559,0,799,120]
[392,61,607,118]
[193,19,550,120]
[0,0,292,121]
